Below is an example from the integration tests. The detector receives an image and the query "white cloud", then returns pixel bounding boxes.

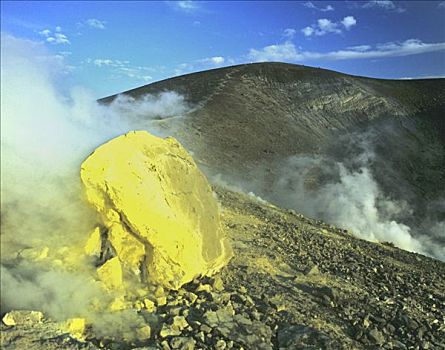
[38,29,51,37]
[207,56,225,64]
[318,18,341,33]
[439,1,445,8]
[38,28,70,45]
[169,1,200,13]
[399,74,445,80]
[363,1,406,13]
[174,55,228,75]
[302,16,357,37]
[341,16,357,30]
[302,27,315,37]
[88,58,153,81]
[283,28,297,39]
[248,41,303,62]
[85,18,106,29]
[303,1,334,12]
[248,39,445,62]
[93,59,114,67]
[347,45,372,51]
[302,17,347,36]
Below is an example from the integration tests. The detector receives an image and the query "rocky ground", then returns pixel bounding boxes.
[2,186,444,350]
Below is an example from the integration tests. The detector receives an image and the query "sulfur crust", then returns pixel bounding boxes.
[81,130,232,290]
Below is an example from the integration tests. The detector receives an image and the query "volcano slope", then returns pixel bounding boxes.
[1,186,445,349]
[101,62,445,259]
[2,63,445,349]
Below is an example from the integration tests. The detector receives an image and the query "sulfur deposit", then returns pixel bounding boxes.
[81,130,232,291]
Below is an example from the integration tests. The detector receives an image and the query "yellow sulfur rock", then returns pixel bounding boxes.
[60,318,86,340]
[107,224,145,275]
[84,227,101,256]
[97,257,123,290]
[156,296,167,306]
[143,298,156,312]
[110,296,130,311]
[18,247,49,261]
[2,310,43,326]
[81,131,232,290]
[136,325,151,340]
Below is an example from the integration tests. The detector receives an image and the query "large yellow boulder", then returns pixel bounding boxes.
[81,131,231,290]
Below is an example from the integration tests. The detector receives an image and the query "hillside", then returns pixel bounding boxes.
[101,63,445,260]
[2,186,444,349]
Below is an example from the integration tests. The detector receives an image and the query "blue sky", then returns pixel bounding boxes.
[2,1,445,98]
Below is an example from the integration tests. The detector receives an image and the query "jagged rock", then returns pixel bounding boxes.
[143,299,157,312]
[135,325,151,340]
[169,337,196,350]
[172,316,189,331]
[97,257,123,290]
[160,324,181,338]
[81,131,232,290]
[2,311,44,326]
[215,339,226,350]
[59,318,86,341]
[368,328,385,344]
[212,276,224,291]
[84,227,101,256]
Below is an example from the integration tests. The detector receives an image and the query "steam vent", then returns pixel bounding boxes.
[81,130,232,290]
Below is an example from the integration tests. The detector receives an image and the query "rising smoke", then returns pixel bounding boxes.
[0,33,190,336]
[211,123,445,261]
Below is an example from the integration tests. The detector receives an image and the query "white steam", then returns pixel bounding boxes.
[212,130,444,261]
[271,155,425,254]
[0,32,190,333]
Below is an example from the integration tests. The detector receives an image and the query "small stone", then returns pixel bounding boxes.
[200,324,212,333]
[136,325,151,340]
[161,340,171,350]
[251,311,261,321]
[197,331,205,342]
[144,298,157,312]
[196,284,212,293]
[215,339,227,349]
[169,307,182,316]
[386,323,396,334]
[203,311,219,327]
[172,316,189,331]
[363,317,371,328]
[109,296,131,311]
[160,324,182,338]
[276,304,286,312]
[84,227,101,256]
[212,276,224,291]
[155,286,165,297]
[157,296,168,306]
[185,292,198,305]
[421,341,431,349]
[169,337,196,350]
[368,328,385,344]
[97,257,123,290]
